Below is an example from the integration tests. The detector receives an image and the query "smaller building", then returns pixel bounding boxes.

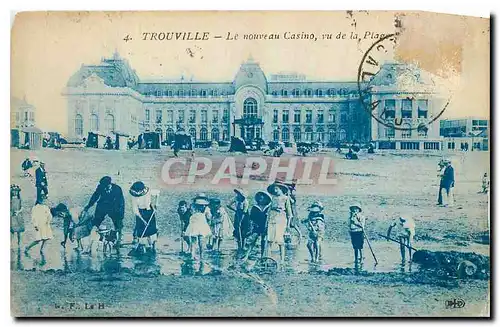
[440,117,489,151]
[11,96,36,129]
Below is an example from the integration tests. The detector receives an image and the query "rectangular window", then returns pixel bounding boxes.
[317,110,324,123]
[156,109,162,123]
[201,110,208,123]
[402,109,412,119]
[24,111,28,121]
[201,90,207,97]
[178,111,185,123]
[29,112,35,121]
[424,142,440,150]
[189,110,196,123]
[167,110,174,123]
[294,110,301,123]
[273,110,278,123]
[340,112,347,124]
[222,108,229,122]
[328,111,335,123]
[145,109,150,122]
[306,110,312,123]
[212,109,219,123]
[282,110,289,123]
[402,99,412,111]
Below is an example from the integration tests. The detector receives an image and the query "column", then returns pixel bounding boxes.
[394,98,402,139]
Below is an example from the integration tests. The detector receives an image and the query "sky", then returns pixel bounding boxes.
[11,11,489,134]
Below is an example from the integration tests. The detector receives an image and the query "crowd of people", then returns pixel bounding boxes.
[10,154,488,269]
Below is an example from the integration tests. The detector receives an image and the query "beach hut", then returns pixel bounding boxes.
[86,131,107,148]
[20,126,43,150]
[113,131,130,150]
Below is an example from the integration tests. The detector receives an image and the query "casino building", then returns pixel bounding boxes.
[64,51,444,149]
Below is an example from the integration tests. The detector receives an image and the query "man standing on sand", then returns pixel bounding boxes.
[34,161,49,204]
[83,176,125,247]
[440,158,455,207]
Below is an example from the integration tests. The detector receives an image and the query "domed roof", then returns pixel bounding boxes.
[233,56,268,92]
[67,52,139,88]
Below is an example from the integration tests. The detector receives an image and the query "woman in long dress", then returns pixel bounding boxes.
[25,195,53,254]
[129,181,160,253]
[10,184,25,247]
[266,182,292,263]
[184,194,212,260]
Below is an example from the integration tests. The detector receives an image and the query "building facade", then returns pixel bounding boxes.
[11,96,36,129]
[64,52,443,149]
[440,117,489,151]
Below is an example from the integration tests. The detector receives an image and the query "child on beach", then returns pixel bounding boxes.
[481,173,489,194]
[243,191,272,261]
[302,201,325,263]
[177,200,192,252]
[348,203,365,265]
[25,195,53,255]
[184,194,212,260]
[387,215,416,264]
[10,184,25,247]
[266,182,292,263]
[227,188,249,251]
[209,198,233,252]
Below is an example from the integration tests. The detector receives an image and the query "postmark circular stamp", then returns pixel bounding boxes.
[356,33,450,132]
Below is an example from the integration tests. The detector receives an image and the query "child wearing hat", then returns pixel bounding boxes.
[184,194,212,260]
[387,215,416,264]
[10,184,25,247]
[302,201,325,263]
[266,182,292,263]
[243,191,272,261]
[227,188,249,251]
[348,203,366,265]
[129,181,160,253]
[209,198,233,252]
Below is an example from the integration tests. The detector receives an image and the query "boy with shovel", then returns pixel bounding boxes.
[348,203,366,265]
[386,215,416,264]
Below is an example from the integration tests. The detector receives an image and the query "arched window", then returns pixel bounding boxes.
[167,90,173,97]
[402,124,412,138]
[282,127,289,142]
[315,89,323,97]
[189,127,197,140]
[317,127,325,142]
[292,89,301,97]
[104,114,115,133]
[191,89,197,97]
[328,129,336,143]
[211,89,218,97]
[200,127,208,141]
[293,127,301,142]
[243,98,258,119]
[178,90,185,97]
[166,128,175,143]
[211,128,220,141]
[305,127,313,142]
[327,89,335,97]
[281,89,288,97]
[90,114,99,131]
[305,89,313,97]
[75,114,83,137]
[339,129,347,141]
[273,129,280,141]
[385,125,395,138]
[418,123,428,137]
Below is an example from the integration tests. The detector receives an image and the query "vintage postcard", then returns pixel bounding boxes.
[10,11,490,317]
